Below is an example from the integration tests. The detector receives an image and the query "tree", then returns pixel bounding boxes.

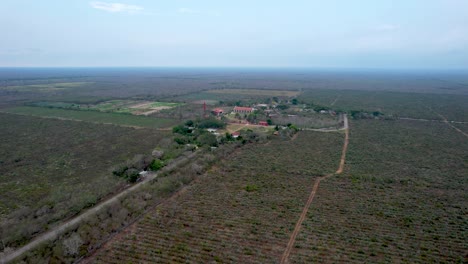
[198,133,218,147]
[63,233,83,256]
[276,104,289,110]
[291,98,298,105]
[198,118,226,129]
[173,125,190,135]
[125,168,140,183]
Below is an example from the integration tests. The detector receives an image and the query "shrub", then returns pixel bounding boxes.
[124,169,140,183]
[245,184,259,192]
[198,133,218,147]
[149,159,164,171]
[172,125,191,135]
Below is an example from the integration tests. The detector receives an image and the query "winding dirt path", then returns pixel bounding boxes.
[280,115,349,264]
[0,152,197,264]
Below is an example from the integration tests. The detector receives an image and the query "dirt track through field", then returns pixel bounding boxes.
[280,115,349,264]
[330,95,340,106]
[432,111,468,138]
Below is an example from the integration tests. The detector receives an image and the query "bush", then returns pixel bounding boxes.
[172,125,191,135]
[149,159,164,171]
[198,133,218,147]
[174,137,187,145]
[245,184,259,192]
[112,165,128,177]
[124,169,140,183]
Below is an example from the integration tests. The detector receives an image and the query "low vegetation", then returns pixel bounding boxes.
[0,113,169,249]
[2,106,178,128]
[1,69,466,263]
[90,131,343,263]
[289,120,467,263]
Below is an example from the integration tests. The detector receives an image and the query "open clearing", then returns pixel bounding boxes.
[2,106,177,129]
[206,88,300,97]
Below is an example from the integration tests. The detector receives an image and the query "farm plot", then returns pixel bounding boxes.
[288,120,468,263]
[92,100,183,115]
[3,106,177,128]
[30,100,183,116]
[0,113,170,249]
[90,131,343,263]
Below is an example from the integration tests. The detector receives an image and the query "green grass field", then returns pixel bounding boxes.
[3,106,178,128]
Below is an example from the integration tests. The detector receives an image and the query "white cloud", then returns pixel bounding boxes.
[178,8,199,14]
[90,1,143,13]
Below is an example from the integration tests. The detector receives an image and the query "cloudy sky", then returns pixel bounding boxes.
[1,0,468,69]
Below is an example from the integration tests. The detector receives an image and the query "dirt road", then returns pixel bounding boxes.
[330,95,341,106]
[399,117,468,124]
[0,152,197,264]
[280,114,349,264]
[432,112,468,138]
[302,113,349,132]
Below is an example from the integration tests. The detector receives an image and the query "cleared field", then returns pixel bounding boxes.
[91,131,343,263]
[207,89,300,97]
[0,113,170,248]
[30,100,183,116]
[289,120,468,263]
[3,106,177,128]
[1,82,92,92]
[93,100,182,113]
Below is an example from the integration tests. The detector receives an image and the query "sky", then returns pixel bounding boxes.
[1,0,468,69]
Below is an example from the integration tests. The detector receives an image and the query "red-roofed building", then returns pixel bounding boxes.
[231,131,240,138]
[258,121,269,126]
[212,108,224,116]
[234,106,254,113]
